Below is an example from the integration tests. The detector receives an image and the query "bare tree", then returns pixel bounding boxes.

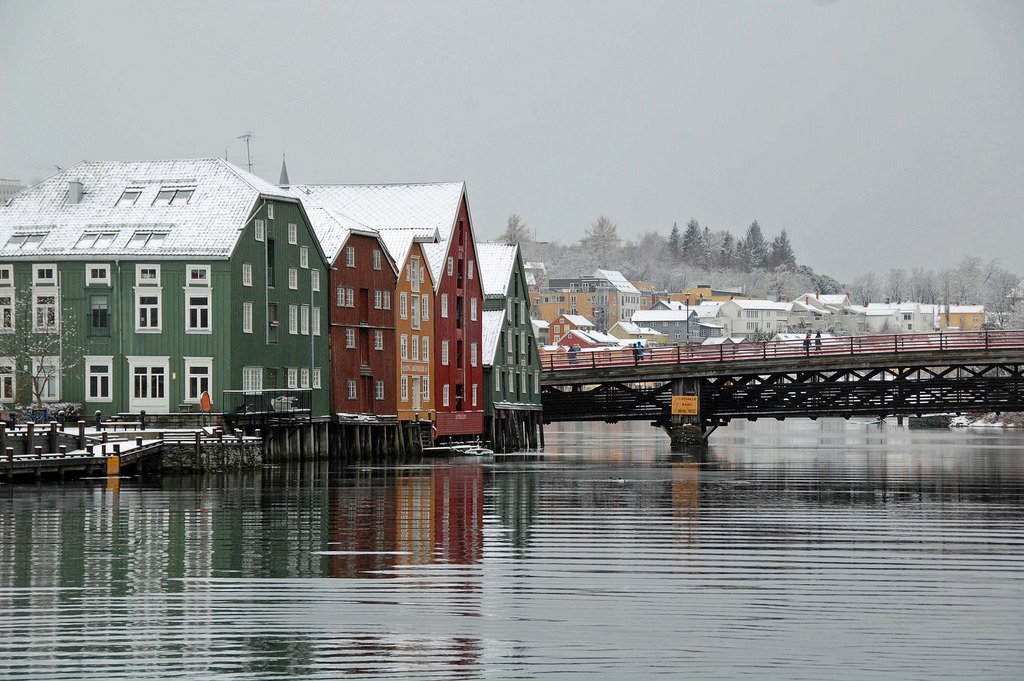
[499,213,531,244]
[885,267,908,301]
[0,287,82,408]
[581,215,621,255]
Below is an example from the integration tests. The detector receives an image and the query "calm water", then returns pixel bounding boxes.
[2,420,1023,680]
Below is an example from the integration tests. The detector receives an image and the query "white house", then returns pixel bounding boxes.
[717,299,793,337]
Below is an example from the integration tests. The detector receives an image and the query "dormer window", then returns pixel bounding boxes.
[127,231,168,249]
[4,233,47,251]
[75,232,118,249]
[152,187,195,206]
[187,265,210,285]
[116,188,143,206]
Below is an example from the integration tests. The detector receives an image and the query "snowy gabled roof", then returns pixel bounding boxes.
[481,310,505,367]
[726,299,793,311]
[374,228,431,278]
[632,309,690,323]
[301,206,376,265]
[558,314,594,327]
[592,269,640,293]
[611,321,663,336]
[0,158,296,259]
[948,305,985,313]
[691,302,724,318]
[475,242,518,298]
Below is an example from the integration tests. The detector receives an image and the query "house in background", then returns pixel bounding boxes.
[477,242,542,452]
[942,304,985,330]
[0,159,330,416]
[608,320,668,345]
[549,313,595,344]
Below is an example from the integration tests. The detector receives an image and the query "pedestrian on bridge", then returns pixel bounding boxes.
[804,331,811,354]
[633,340,644,364]
[815,330,822,352]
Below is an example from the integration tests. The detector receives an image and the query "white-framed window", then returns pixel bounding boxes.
[115,187,142,206]
[33,292,58,332]
[468,260,474,280]
[400,292,408,319]
[373,249,381,270]
[534,371,540,394]
[442,384,450,407]
[136,264,160,286]
[300,304,310,335]
[187,265,210,286]
[375,290,382,309]
[254,219,265,242]
[242,263,253,286]
[288,223,297,244]
[336,285,345,307]
[312,307,321,336]
[288,268,298,290]
[84,356,113,402]
[312,368,321,389]
[0,357,15,401]
[472,383,478,407]
[0,265,11,286]
[0,294,13,333]
[242,367,263,392]
[288,305,298,335]
[470,297,477,322]
[300,246,309,269]
[183,357,213,403]
[242,302,253,333]
[185,291,211,333]
[520,301,526,325]
[346,328,356,348]
[33,264,57,286]
[471,342,477,367]
[375,380,384,400]
[410,256,421,291]
[421,336,429,361]
[127,230,168,248]
[345,246,355,267]
[266,204,275,220]
[311,269,320,292]
[446,257,453,276]
[300,367,310,388]
[86,264,110,286]
[441,294,448,318]
[136,290,161,332]
[383,291,391,309]
[346,288,354,307]
[521,371,527,395]
[374,330,383,350]
[411,336,419,361]
[400,334,408,360]
[4,233,48,251]
[347,379,356,399]
[422,377,430,402]
[421,295,428,321]
[32,356,60,402]
[411,295,420,330]
[495,370,501,392]
[401,376,409,402]
[441,340,449,365]
[287,368,298,388]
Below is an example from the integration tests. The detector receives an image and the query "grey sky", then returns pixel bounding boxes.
[2,0,1021,282]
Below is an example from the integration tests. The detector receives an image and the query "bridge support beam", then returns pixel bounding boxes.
[670,378,706,451]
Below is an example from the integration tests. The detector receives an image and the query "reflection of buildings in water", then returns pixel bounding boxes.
[327,473,400,578]
[671,462,700,547]
[433,465,484,566]
[395,474,435,567]
[494,470,538,551]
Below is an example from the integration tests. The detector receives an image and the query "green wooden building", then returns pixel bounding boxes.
[0,159,329,418]
[476,242,543,451]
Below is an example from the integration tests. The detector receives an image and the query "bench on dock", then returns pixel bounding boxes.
[100,421,142,432]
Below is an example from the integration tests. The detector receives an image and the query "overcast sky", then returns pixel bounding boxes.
[1,0,1021,282]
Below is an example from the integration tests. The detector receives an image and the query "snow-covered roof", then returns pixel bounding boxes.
[773,332,836,342]
[374,228,434,277]
[0,159,295,259]
[475,242,518,298]
[592,269,640,293]
[949,305,985,314]
[300,205,379,265]
[845,306,898,317]
[558,314,594,328]
[691,302,724,318]
[632,309,690,323]
[611,321,663,336]
[702,336,747,345]
[799,293,849,306]
[725,299,793,311]
[287,182,459,236]
[531,318,549,329]
[481,310,505,366]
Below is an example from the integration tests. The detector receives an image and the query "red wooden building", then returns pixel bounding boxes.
[424,190,485,439]
[297,204,397,415]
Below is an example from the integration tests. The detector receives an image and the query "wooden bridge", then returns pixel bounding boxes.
[540,330,1024,448]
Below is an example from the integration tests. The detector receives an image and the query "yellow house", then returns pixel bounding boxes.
[670,285,748,305]
[941,305,985,331]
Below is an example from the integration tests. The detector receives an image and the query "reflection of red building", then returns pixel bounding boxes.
[433,464,484,565]
[327,477,399,578]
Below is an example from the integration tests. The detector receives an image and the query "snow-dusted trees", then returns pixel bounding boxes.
[0,287,82,407]
[767,230,797,270]
[581,215,621,255]
[738,220,769,270]
[499,213,531,244]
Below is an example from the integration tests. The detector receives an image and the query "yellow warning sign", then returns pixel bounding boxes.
[671,395,699,415]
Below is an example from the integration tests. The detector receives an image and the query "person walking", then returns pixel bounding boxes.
[568,343,580,365]
[815,330,822,352]
[803,331,811,354]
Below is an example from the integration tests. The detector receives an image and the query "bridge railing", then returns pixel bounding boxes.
[544,330,1024,372]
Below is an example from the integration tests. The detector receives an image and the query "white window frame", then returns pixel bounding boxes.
[421,295,429,321]
[375,380,384,401]
[421,336,429,361]
[346,328,356,348]
[374,330,383,350]
[186,264,211,286]
[411,295,420,330]
[33,264,57,286]
[33,290,59,332]
[347,379,357,400]
[310,269,320,292]
[441,294,448,318]
[442,384,450,407]
[470,297,477,322]
[242,263,253,287]
[400,292,408,319]
[288,267,298,290]
[288,304,298,335]
[84,356,113,402]
[441,340,449,366]
[471,342,477,367]
[300,246,309,269]
[135,289,162,332]
[185,289,212,334]
[422,376,430,402]
[401,376,409,402]
[300,367,310,389]
[288,223,297,244]
[446,257,453,276]
[400,334,408,360]
[183,357,213,403]
[345,246,355,268]
[267,204,275,220]
[242,367,263,393]
[86,264,110,286]
[254,219,265,242]
[0,266,11,287]
[468,260,474,280]
[383,291,391,310]
[136,264,160,286]
[495,370,501,392]
[411,335,419,361]
[300,304,310,335]
[287,368,298,388]
[374,290,382,309]
[373,249,381,270]
[32,356,61,402]
[312,368,321,389]
[312,307,321,336]
[0,293,13,334]
[0,356,15,402]
[242,301,253,334]
[472,383,478,407]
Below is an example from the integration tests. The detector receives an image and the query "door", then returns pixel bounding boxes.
[412,376,421,412]
[127,357,170,414]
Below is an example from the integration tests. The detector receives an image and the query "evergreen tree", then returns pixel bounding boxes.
[742,220,768,270]
[667,222,682,260]
[768,229,797,269]
[681,219,702,263]
[720,232,736,269]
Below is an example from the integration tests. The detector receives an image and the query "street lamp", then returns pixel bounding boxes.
[685,295,690,345]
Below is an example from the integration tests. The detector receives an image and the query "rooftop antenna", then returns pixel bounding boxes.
[237,131,253,173]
